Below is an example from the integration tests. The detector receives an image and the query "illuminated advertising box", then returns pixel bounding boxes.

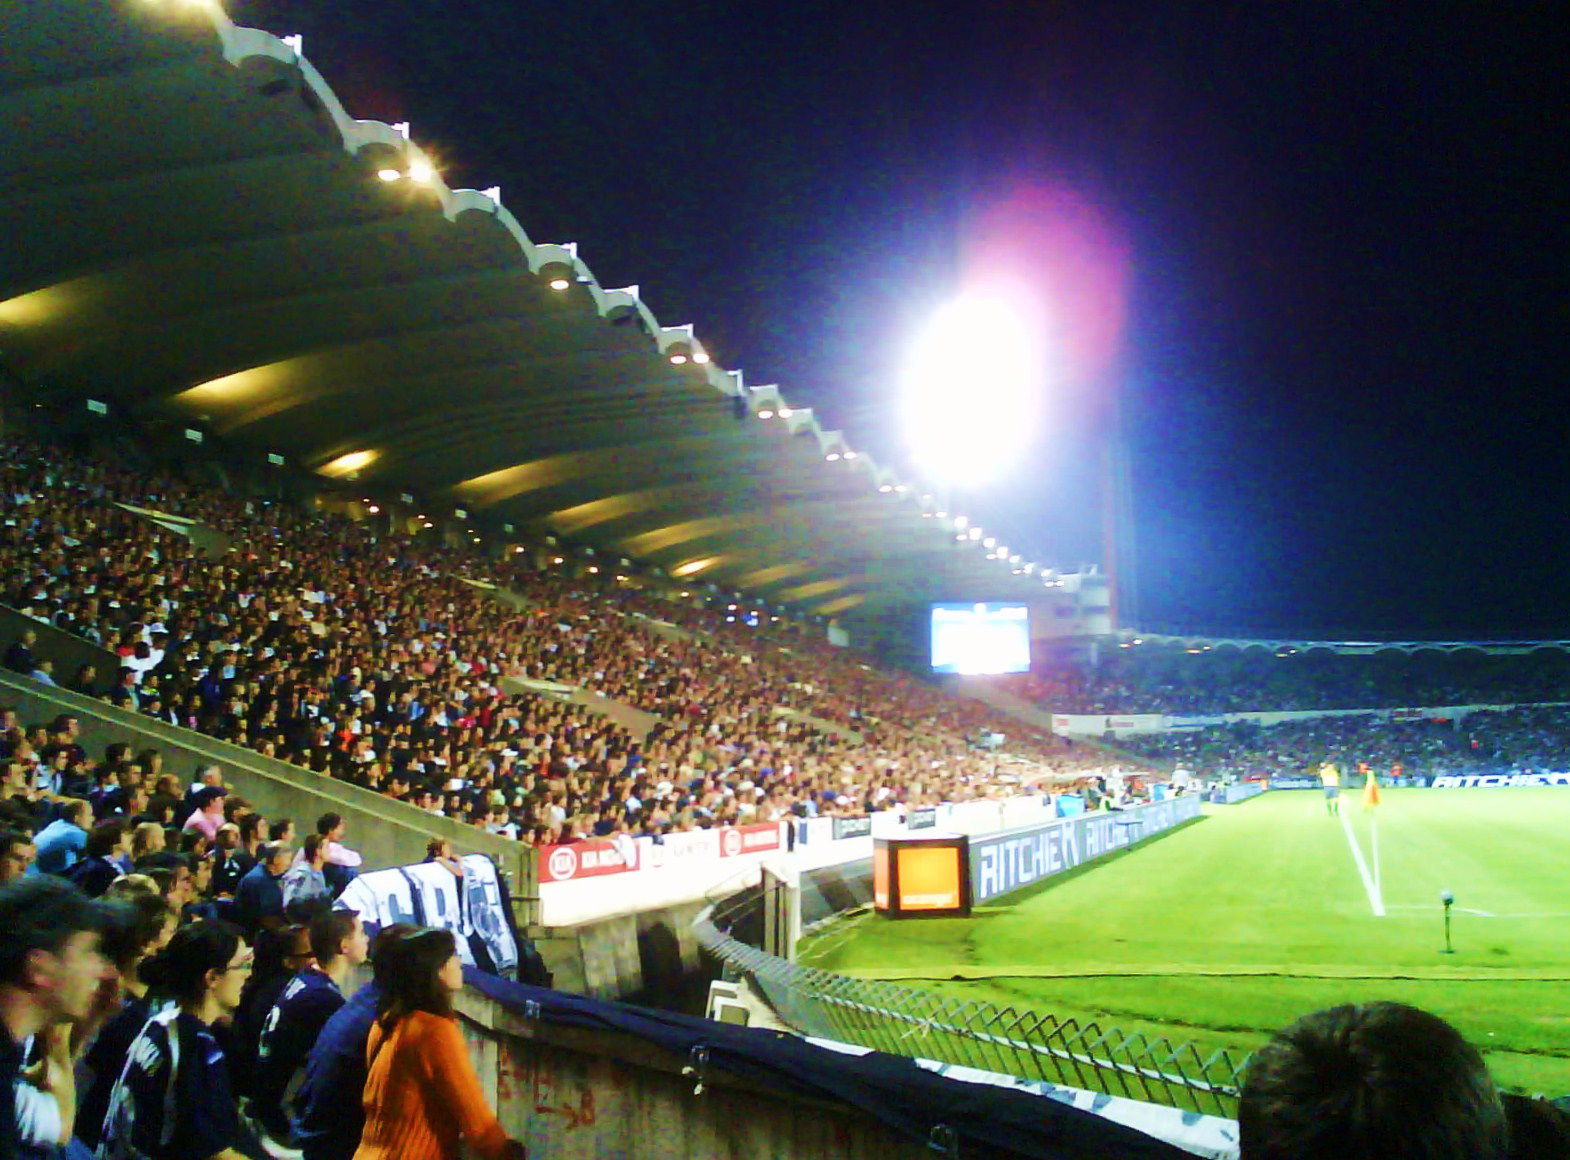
[873,835,971,919]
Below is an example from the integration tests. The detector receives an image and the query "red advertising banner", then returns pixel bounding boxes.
[538,839,637,883]
[718,822,783,858]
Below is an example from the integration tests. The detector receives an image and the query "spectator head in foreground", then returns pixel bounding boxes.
[1239,1001,1509,1160]
[0,876,113,1037]
[139,919,250,1020]
[376,926,462,1029]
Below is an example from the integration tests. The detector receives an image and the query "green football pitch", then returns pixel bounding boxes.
[798,789,1570,1096]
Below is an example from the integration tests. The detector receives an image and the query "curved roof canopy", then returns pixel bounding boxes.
[0,0,1078,616]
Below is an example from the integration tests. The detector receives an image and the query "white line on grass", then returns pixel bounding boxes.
[1338,807,1385,916]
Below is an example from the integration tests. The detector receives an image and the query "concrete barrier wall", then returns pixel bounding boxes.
[0,604,120,688]
[452,984,935,1159]
[0,671,536,905]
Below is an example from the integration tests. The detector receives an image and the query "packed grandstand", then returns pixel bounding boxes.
[4,2,1569,1159]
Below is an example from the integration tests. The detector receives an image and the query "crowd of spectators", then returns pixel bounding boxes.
[0,436,1144,854]
[0,702,524,1157]
[1010,646,1570,716]
[1118,706,1570,784]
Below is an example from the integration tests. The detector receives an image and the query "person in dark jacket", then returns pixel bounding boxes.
[64,819,131,897]
[292,925,412,1160]
[233,842,291,935]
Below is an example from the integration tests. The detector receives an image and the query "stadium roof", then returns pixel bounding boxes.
[0,0,1078,618]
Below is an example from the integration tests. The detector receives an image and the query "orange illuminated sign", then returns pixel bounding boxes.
[895,845,962,910]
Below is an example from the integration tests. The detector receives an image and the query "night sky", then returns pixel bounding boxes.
[236,0,1567,639]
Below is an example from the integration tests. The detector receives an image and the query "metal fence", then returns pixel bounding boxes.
[694,897,1246,1117]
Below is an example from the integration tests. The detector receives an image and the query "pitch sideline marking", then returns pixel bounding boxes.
[1338,805,1385,916]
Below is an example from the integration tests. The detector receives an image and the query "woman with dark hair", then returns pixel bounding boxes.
[353,928,524,1159]
[96,920,261,1159]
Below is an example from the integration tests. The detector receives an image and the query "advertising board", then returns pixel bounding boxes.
[1430,772,1570,789]
[832,815,872,840]
[968,797,1202,904]
[874,834,971,918]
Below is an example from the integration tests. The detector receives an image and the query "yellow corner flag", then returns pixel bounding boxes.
[1362,771,1382,810]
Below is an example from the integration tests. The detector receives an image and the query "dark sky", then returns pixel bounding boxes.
[237,0,1567,639]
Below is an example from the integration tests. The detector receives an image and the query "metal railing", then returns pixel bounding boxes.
[694,895,1246,1117]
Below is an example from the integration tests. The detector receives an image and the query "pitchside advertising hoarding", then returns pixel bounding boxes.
[874,835,972,918]
[1430,772,1570,788]
[537,821,785,883]
[968,797,1202,904]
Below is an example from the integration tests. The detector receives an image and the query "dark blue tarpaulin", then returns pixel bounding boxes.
[465,969,1191,1159]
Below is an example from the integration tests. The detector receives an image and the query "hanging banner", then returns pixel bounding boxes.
[334,854,518,976]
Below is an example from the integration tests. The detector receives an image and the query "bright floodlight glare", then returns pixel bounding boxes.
[407,160,435,183]
[900,289,1046,486]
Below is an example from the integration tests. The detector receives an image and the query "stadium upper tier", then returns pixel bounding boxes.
[0,435,1139,843]
[1007,645,1570,716]
[0,0,1080,619]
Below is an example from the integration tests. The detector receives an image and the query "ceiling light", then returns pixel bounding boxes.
[319,449,378,478]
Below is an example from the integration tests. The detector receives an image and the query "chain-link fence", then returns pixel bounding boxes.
[695,899,1246,1117]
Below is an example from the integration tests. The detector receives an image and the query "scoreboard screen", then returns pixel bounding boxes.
[929,602,1030,674]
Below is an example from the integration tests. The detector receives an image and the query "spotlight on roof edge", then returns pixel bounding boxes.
[407,159,436,183]
[669,353,689,365]
[757,409,775,419]
[777,406,794,418]
[548,277,571,291]
[376,169,401,182]
[825,452,841,462]
[692,351,711,364]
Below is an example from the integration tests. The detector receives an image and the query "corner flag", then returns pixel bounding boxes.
[1362,771,1382,810]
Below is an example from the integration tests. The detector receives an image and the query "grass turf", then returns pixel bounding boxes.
[798,788,1570,1097]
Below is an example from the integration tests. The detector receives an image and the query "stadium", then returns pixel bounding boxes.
[1,2,1566,1158]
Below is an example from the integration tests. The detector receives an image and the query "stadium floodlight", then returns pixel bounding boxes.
[899,288,1046,486]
